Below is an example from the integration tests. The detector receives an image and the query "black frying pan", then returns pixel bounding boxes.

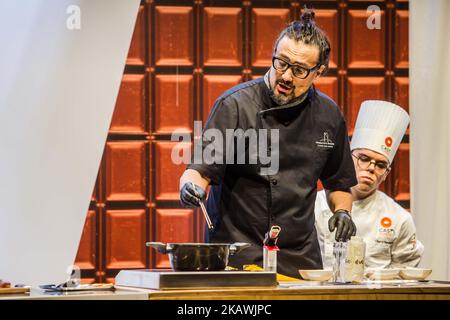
[146,242,251,271]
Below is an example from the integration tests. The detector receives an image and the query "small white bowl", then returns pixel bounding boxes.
[365,268,401,280]
[299,269,333,281]
[399,268,432,280]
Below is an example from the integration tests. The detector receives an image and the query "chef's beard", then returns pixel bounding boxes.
[270,87,295,105]
[265,72,306,106]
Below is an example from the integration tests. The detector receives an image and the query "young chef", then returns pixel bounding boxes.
[315,100,424,269]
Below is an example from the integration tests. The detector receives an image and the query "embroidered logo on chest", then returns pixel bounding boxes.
[376,217,395,243]
[380,217,392,228]
[315,132,335,149]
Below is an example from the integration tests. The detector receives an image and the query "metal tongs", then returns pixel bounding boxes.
[192,182,214,230]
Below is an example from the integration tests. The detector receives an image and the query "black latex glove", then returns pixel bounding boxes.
[180,183,206,208]
[328,210,357,242]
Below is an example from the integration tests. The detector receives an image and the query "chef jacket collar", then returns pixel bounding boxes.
[353,190,378,209]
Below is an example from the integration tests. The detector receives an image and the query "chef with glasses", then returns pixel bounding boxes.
[179,10,358,279]
[315,100,424,269]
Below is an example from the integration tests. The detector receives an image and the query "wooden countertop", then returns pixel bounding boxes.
[0,288,148,300]
[2,280,450,300]
[140,280,450,300]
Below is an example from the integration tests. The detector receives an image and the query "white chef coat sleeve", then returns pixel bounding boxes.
[314,196,327,256]
[314,191,335,269]
[390,214,424,268]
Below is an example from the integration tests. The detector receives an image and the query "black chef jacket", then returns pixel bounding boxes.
[188,77,357,278]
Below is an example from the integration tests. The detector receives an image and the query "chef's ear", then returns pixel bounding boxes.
[315,65,326,79]
[380,168,390,183]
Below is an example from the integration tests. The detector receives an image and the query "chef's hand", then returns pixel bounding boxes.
[328,209,356,242]
[180,182,206,207]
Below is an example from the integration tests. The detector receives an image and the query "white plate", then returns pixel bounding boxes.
[399,268,432,280]
[299,269,333,281]
[365,268,401,280]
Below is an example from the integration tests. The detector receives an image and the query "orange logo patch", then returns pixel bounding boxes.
[385,137,393,147]
[380,217,392,228]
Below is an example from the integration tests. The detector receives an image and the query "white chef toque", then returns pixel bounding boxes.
[350,100,410,164]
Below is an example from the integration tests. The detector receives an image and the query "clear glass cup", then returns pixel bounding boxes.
[332,241,348,283]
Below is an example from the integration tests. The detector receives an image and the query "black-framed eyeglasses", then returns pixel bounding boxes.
[272,56,321,79]
[352,153,390,175]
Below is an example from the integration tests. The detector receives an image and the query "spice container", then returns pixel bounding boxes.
[263,225,281,272]
[345,236,366,283]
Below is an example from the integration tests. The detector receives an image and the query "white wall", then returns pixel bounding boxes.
[0,0,140,286]
[410,0,450,280]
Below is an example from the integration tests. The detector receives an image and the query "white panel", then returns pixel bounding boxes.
[410,0,450,280]
[0,0,140,286]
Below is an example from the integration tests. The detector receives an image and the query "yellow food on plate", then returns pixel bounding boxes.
[243,264,300,282]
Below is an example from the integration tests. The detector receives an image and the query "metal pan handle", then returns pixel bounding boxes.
[229,242,251,255]
[146,242,169,254]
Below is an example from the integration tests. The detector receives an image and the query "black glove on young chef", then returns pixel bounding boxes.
[328,209,357,242]
[180,182,206,208]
